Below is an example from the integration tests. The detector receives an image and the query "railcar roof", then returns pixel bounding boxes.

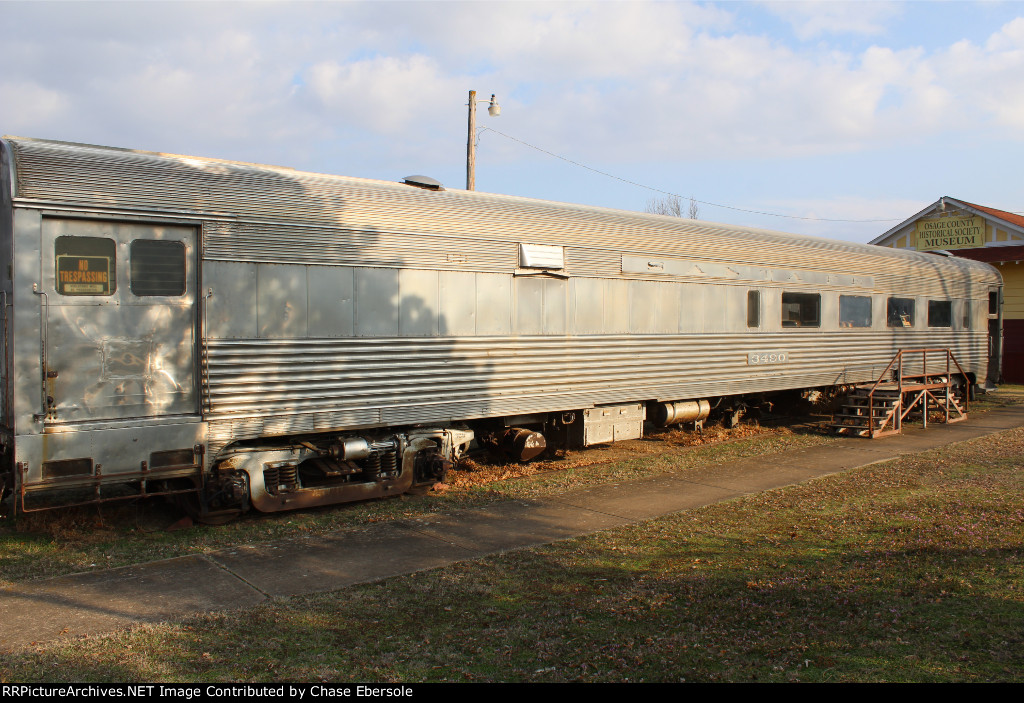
[1,136,1000,286]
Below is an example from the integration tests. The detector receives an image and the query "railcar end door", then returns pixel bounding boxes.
[41,218,198,423]
[988,287,1003,385]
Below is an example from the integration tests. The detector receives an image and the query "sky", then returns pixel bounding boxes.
[1,0,1022,243]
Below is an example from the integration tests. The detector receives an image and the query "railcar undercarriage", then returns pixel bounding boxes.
[197,427,473,517]
[0,381,975,520]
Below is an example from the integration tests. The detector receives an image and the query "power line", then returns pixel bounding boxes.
[478,126,904,223]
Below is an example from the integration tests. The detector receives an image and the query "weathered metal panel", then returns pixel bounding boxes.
[515,277,545,335]
[572,277,605,335]
[580,403,644,446]
[958,299,972,331]
[11,208,43,433]
[542,278,567,335]
[43,307,197,421]
[679,283,704,333]
[604,279,630,333]
[475,273,511,336]
[871,294,886,333]
[15,419,205,484]
[399,268,439,336]
[761,287,783,333]
[307,265,354,337]
[629,280,659,334]
[257,263,307,339]
[354,267,398,337]
[820,291,839,332]
[206,261,257,339]
[704,285,730,334]
[658,281,682,335]
[0,141,13,430]
[439,270,476,336]
[727,286,746,333]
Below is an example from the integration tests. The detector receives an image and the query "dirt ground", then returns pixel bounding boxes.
[440,416,804,492]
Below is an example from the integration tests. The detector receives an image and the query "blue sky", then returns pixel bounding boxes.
[2,1,1022,242]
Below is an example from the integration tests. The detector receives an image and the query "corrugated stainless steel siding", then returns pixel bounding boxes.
[204,221,517,272]
[204,331,985,435]
[9,138,1000,296]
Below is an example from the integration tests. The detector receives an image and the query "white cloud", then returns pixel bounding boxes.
[0,81,69,134]
[0,0,1021,230]
[763,0,902,40]
[986,16,1024,52]
[930,24,1024,132]
[379,1,734,77]
[304,55,466,134]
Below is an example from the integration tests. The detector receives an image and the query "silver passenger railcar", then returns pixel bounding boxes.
[0,137,1003,518]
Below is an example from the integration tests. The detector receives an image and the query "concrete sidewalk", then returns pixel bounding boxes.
[3,404,1023,652]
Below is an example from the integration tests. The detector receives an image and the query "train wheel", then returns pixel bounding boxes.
[404,482,437,496]
[725,407,744,429]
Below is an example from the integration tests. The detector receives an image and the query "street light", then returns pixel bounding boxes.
[466,90,500,191]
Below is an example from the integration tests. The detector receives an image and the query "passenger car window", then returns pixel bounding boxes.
[887,297,914,328]
[781,292,820,328]
[839,295,872,328]
[928,300,952,328]
[130,240,186,296]
[55,236,116,296]
[747,290,760,328]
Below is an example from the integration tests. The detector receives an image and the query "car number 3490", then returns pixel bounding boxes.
[747,352,788,365]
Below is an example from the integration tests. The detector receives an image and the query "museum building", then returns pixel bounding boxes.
[870,197,1023,384]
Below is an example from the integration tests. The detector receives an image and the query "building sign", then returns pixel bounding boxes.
[915,215,985,251]
[56,255,113,295]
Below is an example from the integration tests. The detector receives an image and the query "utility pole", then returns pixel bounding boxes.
[466,90,500,191]
[467,90,478,191]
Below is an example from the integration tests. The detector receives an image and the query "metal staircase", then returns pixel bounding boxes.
[831,348,969,438]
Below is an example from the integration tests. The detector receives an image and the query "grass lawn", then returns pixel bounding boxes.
[2,410,1022,682]
[0,424,831,585]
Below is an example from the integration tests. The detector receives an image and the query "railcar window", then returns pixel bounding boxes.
[962,301,971,329]
[781,292,820,328]
[747,290,760,328]
[989,292,998,315]
[55,236,116,296]
[130,240,186,296]
[887,297,915,328]
[839,295,872,328]
[928,300,952,328]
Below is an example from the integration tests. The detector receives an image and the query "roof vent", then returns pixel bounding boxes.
[402,174,444,191]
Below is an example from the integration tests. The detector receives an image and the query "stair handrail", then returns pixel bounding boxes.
[866,348,969,436]
[867,349,905,436]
